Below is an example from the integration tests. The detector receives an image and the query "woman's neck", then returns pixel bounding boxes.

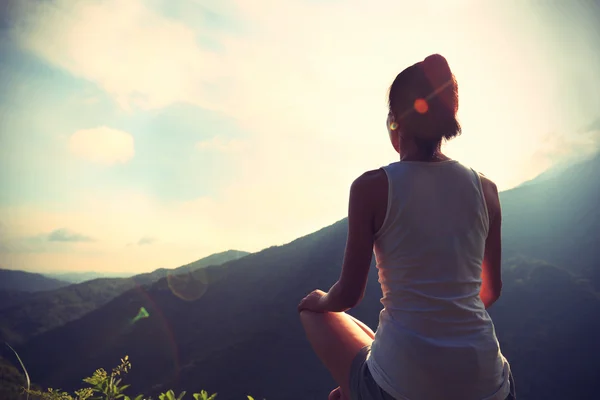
[398,136,449,162]
[399,149,449,162]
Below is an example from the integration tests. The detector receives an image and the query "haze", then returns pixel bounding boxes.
[0,0,599,273]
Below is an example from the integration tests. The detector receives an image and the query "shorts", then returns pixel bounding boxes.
[348,346,517,400]
[348,346,397,400]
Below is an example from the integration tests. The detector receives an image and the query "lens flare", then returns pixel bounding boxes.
[414,98,429,114]
[130,306,150,324]
[167,270,209,301]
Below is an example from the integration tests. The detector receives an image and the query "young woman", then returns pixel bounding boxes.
[298,54,515,400]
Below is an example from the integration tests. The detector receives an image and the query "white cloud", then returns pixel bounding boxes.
[12,0,227,112]
[137,236,157,246]
[69,126,134,165]
[47,228,94,242]
[532,122,600,169]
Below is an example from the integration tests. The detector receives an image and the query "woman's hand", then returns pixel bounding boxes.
[297,289,328,313]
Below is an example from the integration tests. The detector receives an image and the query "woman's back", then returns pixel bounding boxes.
[366,160,511,400]
[299,54,513,400]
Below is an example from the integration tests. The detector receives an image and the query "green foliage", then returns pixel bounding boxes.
[21,357,261,400]
[192,392,216,400]
[0,355,42,400]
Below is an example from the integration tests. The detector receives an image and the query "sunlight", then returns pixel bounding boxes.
[0,2,598,400]
[0,0,598,273]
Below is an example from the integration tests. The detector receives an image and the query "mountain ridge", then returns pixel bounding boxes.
[0,269,70,292]
[0,249,250,345]
[43,271,134,283]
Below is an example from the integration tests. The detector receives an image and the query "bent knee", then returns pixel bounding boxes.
[300,309,343,327]
[299,309,331,326]
[299,309,319,321]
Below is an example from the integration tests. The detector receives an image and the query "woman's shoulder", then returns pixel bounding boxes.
[476,172,501,223]
[477,172,499,196]
[351,169,388,207]
[354,168,388,188]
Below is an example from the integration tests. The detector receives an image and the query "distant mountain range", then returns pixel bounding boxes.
[0,250,249,345]
[1,155,599,400]
[43,271,134,283]
[40,250,253,284]
[0,269,70,292]
[501,153,600,286]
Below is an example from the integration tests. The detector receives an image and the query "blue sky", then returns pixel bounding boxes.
[0,0,599,273]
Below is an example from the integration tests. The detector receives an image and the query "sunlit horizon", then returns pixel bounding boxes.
[1,0,599,274]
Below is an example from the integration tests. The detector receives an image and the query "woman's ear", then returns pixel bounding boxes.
[387,119,400,154]
[389,117,398,132]
[387,112,397,132]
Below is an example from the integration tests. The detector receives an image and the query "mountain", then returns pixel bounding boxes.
[130,250,250,286]
[0,290,32,311]
[7,155,600,400]
[43,271,134,284]
[11,223,349,399]
[0,250,250,345]
[0,269,70,292]
[0,355,31,400]
[40,251,248,284]
[500,153,600,285]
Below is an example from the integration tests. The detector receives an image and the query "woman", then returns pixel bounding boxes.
[298,54,515,400]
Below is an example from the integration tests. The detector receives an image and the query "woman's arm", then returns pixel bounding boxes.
[318,171,382,312]
[479,175,503,309]
[298,170,382,313]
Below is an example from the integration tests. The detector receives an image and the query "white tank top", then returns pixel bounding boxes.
[366,160,511,400]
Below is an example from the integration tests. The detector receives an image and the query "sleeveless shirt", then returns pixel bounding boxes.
[366,160,511,400]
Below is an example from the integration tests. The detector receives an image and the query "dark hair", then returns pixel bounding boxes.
[388,54,461,156]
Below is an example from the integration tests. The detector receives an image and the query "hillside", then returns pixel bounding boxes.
[500,153,600,284]
[40,251,248,285]
[9,155,600,400]
[0,269,70,292]
[0,250,249,345]
[130,250,250,286]
[0,290,30,311]
[43,271,134,283]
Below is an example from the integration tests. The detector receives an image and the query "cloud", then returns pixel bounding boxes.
[584,118,600,133]
[11,0,228,111]
[530,118,600,175]
[137,236,156,246]
[0,228,95,258]
[9,0,560,182]
[47,228,94,242]
[10,0,395,122]
[69,126,134,165]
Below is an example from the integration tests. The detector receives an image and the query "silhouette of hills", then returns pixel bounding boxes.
[43,271,134,284]
[0,250,249,345]
[501,153,600,286]
[0,269,70,292]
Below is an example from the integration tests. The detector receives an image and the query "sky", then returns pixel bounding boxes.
[0,0,599,274]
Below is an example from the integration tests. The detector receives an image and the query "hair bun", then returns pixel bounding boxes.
[421,54,457,113]
[422,54,453,85]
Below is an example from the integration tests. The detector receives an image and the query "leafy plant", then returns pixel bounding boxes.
[15,355,261,400]
[192,392,216,400]
[158,390,186,400]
